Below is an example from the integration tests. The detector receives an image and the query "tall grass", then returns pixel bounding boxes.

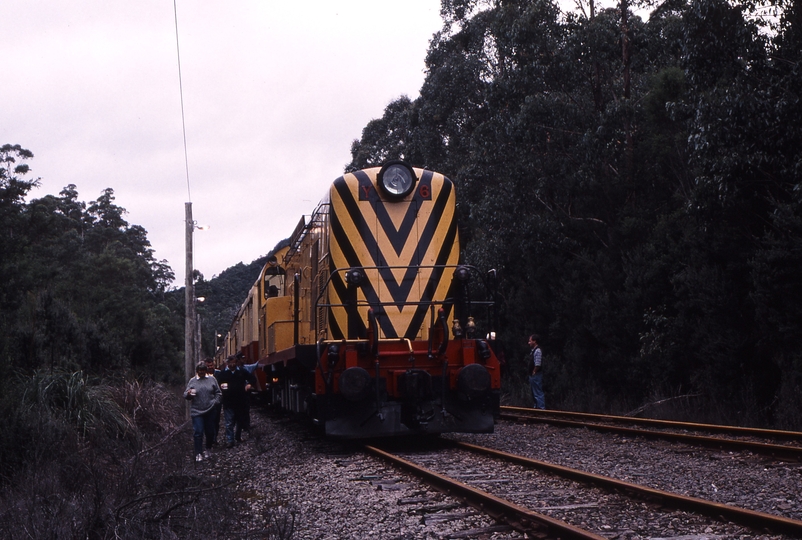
[21,369,136,440]
[0,371,242,539]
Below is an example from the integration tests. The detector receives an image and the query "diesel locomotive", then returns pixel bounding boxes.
[216,161,501,438]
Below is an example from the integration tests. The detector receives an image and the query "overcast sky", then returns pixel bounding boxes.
[2,0,444,287]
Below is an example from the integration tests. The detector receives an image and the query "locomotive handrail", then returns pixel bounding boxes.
[313,264,496,310]
[317,299,495,308]
[285,216,308,259]
[367,307,379,357]
[310,264,496,345]
[286,201,331,260]
[293,272,300,345]
[317,336,414,352]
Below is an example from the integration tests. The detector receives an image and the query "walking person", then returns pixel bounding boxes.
[527,334,545,409]
[204,357,222,446]
[184,361,222,462]
[216,355,256,448]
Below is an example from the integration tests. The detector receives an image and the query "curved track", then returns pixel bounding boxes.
[501,406,802,460]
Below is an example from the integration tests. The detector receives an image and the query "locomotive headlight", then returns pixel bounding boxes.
[339,367,372,402]
[378,161,417,199]
[455,265,471,282]
[345,267,365,286]
[457,364,491,399]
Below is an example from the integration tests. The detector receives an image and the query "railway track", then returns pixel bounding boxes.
[500,406,802,460]
[365,442,605,540]
[234,407,801,537]
[367,438,802,539]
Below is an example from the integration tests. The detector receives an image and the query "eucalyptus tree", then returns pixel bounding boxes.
[0,145,38,308]
[0,148,181,380]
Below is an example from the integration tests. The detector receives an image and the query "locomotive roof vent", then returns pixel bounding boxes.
[377,160,417,199]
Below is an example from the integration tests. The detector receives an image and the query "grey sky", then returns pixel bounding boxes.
[2,1,442,286]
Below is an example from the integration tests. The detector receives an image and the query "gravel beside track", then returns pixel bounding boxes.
[202,409,523,539]
[202,408,800,539]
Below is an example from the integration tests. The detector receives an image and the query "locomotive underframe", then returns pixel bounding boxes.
[316,387,499,438]
[261,338,500,439]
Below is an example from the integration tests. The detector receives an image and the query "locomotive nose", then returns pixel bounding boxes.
[457,363,491,399]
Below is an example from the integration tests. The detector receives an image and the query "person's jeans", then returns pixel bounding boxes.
[529,373,545,409]
[224,405,237,444]
[224,404,247,443]
[192,411,216,455]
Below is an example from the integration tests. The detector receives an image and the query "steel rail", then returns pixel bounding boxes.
[501,409,802,460]
[364,444,606,540]
[502,406,802,440]
[454,440,802,537]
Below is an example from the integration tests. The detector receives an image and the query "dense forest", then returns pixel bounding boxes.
[1,0,802,534]
[348,0,802,428]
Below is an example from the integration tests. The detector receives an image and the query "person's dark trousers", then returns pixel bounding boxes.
[234,402,248,441]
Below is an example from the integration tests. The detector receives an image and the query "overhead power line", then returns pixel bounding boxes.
[173,0,192,202]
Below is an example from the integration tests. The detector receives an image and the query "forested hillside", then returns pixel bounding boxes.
[189,239,289,359]
[0,144,181,381]
[0,141,281,380]
[348,0,802,428]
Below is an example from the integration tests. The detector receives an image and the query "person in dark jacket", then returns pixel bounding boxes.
[184,362,222,462]
[215,355,256,447]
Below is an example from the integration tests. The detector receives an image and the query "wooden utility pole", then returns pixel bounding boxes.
[185,202,196,385]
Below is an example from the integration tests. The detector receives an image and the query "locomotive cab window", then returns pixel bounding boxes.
[264,255,286,298]
[264,275,284,298]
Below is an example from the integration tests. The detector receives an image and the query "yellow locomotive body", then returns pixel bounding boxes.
[219,163,501,438]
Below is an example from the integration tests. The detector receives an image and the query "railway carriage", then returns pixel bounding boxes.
[218,161,501,438]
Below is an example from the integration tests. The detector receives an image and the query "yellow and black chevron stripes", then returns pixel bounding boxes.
[328,168,459,340]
